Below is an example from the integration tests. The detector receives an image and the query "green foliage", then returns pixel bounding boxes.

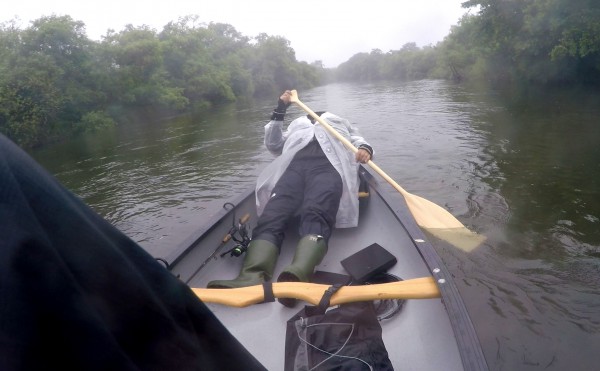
[102,25,189,109]
[75,110,116,133]
[250,33,305,95]
[457,0,600,86]
[0,15,323,147]
[435,15,485,81]
[0,15,99,147]
[335,45,440,82]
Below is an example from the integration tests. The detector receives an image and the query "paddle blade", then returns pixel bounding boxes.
[404,193,486,251]
[425,227,487,253]
[404,192,465,229]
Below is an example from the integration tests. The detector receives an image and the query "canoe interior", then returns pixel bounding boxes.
[165,167,485,370]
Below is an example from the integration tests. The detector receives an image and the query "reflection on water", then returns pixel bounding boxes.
[31,81,600,370]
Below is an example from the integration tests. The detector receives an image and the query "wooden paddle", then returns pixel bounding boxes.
[192,276,440,308]
[289,90,486,252]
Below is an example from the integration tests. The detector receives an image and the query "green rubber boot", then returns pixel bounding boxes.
[207,239,278,288]
[277,234,327,307]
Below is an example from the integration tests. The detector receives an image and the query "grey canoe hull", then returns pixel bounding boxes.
[164,166,487,370]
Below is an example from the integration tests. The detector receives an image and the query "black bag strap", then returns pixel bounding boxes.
[316,283,343,314]
[263,282,344,307]
[262,282,275,303]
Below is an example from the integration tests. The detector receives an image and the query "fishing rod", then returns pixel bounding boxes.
[220,215,251,258]
[185,204,250,283]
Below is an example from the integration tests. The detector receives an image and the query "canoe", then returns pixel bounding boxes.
[161,165,488,370]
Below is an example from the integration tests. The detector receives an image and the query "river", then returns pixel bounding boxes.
[30,80,600,370]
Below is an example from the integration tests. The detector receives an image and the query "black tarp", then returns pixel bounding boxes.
[0,134,265,371]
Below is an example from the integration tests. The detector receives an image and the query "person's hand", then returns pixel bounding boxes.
[355,148,371,163]
[272,90,292,121]
[279,90,292,105]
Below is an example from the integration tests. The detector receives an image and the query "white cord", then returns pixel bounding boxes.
[296,319,373,371]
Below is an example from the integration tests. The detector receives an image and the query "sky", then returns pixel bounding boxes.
[3,0,471,68]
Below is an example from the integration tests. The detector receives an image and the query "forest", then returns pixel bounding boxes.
[336,0,600,87]
[0,16,323,147]
[1,0,599,148]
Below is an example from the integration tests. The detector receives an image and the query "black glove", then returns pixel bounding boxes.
[271,99,290,121]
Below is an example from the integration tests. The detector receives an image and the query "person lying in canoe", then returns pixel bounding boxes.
[208,90,373,307]
[0,134,265,371]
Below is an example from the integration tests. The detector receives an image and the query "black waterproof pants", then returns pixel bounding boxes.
[253,140,343,247]
[0,134,265,371]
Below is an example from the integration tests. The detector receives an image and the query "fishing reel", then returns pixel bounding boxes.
[227,243,247,257]
[185,205,253,284]
[219,205,252,258]
[220,223,251,258]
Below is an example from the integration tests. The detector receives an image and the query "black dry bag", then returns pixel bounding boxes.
[284,285,394,371]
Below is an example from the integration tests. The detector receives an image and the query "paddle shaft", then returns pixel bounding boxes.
[192,276,441,308]
[290,94,412,198]
[289,90,468,231]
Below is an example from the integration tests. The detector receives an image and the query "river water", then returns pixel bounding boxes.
[30,80,600,370]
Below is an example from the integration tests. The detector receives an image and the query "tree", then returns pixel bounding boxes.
[459,0,600,85]
[1,15,324,147]
[250,33,303,95]
[103,25,187,109]
[0,15,102,146]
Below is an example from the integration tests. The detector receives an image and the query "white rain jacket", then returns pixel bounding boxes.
[255,112,371,228]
